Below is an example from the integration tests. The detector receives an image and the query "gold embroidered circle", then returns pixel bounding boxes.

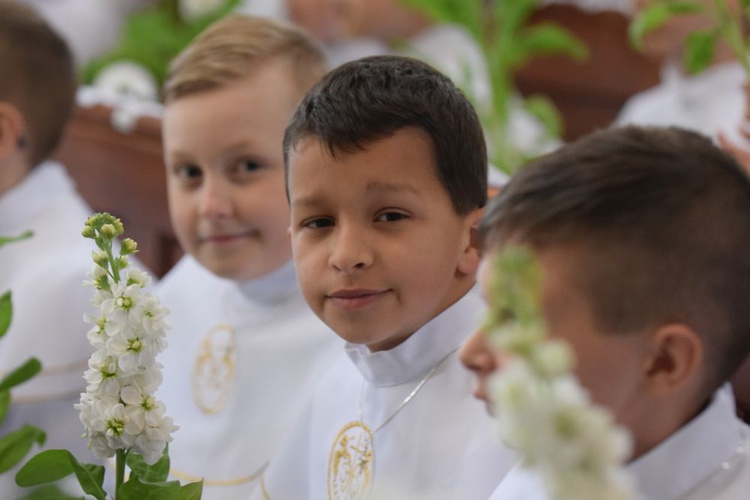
[192,324,236,414]
[327,421,374,500]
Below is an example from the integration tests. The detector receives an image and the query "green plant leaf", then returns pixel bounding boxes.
[401,0,482,40]
[0,231,33,249]
[0,291,11,338]
[516,23,589,63]
[176,480,203,499]
[0,358,42,392]
[118,476,182,500]
[16,450,76,486]
[0,389,10,426]
[629,1,705,49]
[683,29,718,74]
[0,425,45,474]
[18,483,85,499]
[523,94,564,141]
[126,447,170,483]
[16,450,106,500]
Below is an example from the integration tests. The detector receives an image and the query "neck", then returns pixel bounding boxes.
[629,394,709,461]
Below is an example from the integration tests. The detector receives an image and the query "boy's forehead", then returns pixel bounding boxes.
[286,128,448,205]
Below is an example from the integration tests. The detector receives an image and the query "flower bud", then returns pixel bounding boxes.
[82,226,95,239]
[121,238,138,255]
[92,250,109,267]
[101,224,117,238]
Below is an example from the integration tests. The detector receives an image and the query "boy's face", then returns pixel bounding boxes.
[162,61,297,281]
[461,244,648,430]
[288,127,480,352]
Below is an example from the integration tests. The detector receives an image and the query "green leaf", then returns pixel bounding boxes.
[523,94,564,142]
[0,290,11,338]
[16,450,76,486]
[176,480,203,499]
[0,389,10,426]
[0,230,33,249]
[629,1,705,49]
[16,450,106,500]
[683,29,718,74]
[118,477,182,500]
[0,358,42,392]
[516,23,588,63]
[0,425,45,474]
[18,484,85,499]
[127,447,170,483]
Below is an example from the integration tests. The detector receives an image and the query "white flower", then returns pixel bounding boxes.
[485,247,641,500]
[93,60,158,102]
[78,214,177,467]
[178,0,224,21]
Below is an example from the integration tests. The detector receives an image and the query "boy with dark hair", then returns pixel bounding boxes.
[0,0,96,495]
[462,125,750,499]
[257,55,515,500]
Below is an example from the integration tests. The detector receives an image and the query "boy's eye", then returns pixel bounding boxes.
[236,159,261,174]
[176,164,202,179]
[375,211,408,222]
[303,218,335,229]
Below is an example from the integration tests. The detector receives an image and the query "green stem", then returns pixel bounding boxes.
[115,449,127,499]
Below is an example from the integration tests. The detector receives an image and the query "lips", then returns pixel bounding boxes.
[200,230,258,243]
[327,289,390,310]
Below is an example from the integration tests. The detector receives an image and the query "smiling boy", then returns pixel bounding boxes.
[155,15,342,499]
[256,55,515,500]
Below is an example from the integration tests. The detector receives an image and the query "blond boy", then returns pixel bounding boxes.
[156,15,341,499]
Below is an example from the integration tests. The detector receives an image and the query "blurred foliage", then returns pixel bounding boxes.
[0,232,45,486]
[84,0,243,92]
[630,0,750,75]
[402,0,588,174]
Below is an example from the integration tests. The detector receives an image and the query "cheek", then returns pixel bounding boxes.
[167,191,196,241]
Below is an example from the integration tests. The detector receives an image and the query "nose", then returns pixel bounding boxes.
[198,178,233,218]
[328,222,373,273]
[460,328,499,376]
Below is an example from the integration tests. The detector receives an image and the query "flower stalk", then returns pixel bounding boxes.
[77,213,177,499]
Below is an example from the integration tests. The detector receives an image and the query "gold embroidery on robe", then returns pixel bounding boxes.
[192,324,236,414]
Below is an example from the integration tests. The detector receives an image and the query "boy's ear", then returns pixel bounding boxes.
[641,323,704,397]
[0,101,25,160]
[456,207,484,275]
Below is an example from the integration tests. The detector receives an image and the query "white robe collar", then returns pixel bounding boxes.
[0,161,73,233]
[629,388,746,499]
[344,287,482,387]
[231,259,299,307]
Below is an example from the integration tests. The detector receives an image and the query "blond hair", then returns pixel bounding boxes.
[0,0,76,167]
[164,15,327,103]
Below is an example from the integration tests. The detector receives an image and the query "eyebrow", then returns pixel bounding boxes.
[365,181,420,196]
[291,181,420,209]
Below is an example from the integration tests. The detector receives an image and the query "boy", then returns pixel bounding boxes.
[462,125,750,499]
[0,0,95,494]
[256,55,516,499]
[156,15,342,499]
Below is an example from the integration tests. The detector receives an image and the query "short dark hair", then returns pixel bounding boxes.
[283,55,487,214]
[480,125,750,396]
[0,0,76,167]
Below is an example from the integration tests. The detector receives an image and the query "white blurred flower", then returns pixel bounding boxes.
[93,60,158,102]
[76,213,177,465]
[485,247,640,500]
[179,0,224,21]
